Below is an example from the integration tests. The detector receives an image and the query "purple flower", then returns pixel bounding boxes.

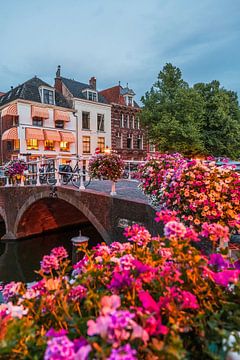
[109,271,133,290]
[45,328,68,337]
[2,281,22,302]
[44,336,75,360]
[107,344,137,360]
[212,270,240,287]
[208,254,230,270]
[164,221,187,239]
[74,338,91,360]
[51,247,68,261]
[40,255,59,274]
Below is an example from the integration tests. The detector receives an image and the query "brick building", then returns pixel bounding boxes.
[100,83,146,160]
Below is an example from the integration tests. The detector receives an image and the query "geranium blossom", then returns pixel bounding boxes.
[44,336,75,360]
[107,344,137,360]
[124,224,151,246]
[40,255,59,274]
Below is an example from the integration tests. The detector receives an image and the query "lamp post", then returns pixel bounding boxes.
[71,231,89,264]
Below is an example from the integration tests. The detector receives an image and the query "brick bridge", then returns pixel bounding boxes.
[0,181,161,244]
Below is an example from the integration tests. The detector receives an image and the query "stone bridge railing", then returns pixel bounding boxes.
[0,157,144,194]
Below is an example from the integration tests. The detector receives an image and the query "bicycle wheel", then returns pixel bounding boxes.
[61,173,73,185]
[72,175,79,188]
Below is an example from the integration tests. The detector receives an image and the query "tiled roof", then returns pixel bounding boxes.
[0,77,71,109]
[61,77,108,104]
[0,92,5,97]
[100,85,139,108]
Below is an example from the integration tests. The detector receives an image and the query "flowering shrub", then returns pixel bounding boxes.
[88,153,125,182]
[0,223,240,359]
[4,160,27,177]
[139,154,240,233]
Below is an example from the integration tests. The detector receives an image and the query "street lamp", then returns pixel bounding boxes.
[71,231,89,264]
[104,146,111,155]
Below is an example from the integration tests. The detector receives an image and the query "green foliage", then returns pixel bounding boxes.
[194,81,240,159]
[141,64,240,158]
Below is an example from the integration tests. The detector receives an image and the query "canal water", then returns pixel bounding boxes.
[0,222,103,283]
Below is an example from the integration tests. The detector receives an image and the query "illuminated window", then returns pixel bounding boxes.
[83,136,90,154]
[27,139,38,150]
[60,141,69,151]
[44,140,55,151]
[98,137,105,153]
[14,139,20,150]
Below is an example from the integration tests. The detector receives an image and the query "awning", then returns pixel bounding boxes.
[60,131,75,143]
[54,110,70,122]
[25,127,44,140]
[44,130,61,142]
[31,106,49,119]
[1,103,18,118]
[2,127,18,140]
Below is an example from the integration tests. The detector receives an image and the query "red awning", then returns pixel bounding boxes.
[54,110,70,122]
[31,106,49,119]
[1,103,18,118]
[2,127,18,140]
[44,130,61,142]
[25,128,44,140]
[60,131,75,143]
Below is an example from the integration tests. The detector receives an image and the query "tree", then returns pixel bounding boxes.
[194,81,240,159]
[141,63,205,157]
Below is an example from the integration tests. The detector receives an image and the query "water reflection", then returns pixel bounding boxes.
[0,224,103,283]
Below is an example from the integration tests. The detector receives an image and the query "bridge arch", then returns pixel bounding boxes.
[13,189,111,244]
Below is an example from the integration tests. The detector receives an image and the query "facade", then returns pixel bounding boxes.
[100,84,147,160]
[55,66,111,164]
[0,77,76,164]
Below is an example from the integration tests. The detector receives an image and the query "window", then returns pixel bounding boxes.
[149,143,156,152]
[33,117,43,126]
[43,89,54,104]
[83,89,98,102]
[14,139,20,150]
[137,135,143,150]
[128,96,133,106]
[127,134,132,149]
[7,141,12,151]
[82,112,90,129]
[55,120,64,129]
[126,115,129,128]
[13,117,19,126]
[116,132,122,149]
[44,140,55,151]
[132,115,135,129]
[27,139,38,150]
[120,114,124,128]
[136,118,140,129]
[60,141,69,151]
[98,137,105,153]
[83,136,90,154]
[97,114,104,132]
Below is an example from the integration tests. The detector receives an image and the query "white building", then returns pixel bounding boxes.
[0,77,76,164]
[54,66,111,165]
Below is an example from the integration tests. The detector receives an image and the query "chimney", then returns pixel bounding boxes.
[89,76,96,90]
[55,65,62,93]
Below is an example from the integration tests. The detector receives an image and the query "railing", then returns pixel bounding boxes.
[0,158,145,190]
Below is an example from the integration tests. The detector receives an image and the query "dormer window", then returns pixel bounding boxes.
[39,87,55,105]
[127,96,133,106]
[83,89,98,102]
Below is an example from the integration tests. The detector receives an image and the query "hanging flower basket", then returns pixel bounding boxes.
[88,153,124,182]
[4,160,28,184]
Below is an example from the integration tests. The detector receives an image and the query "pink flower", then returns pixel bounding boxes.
[180,290,199,310]
[155,209,179,224]
[40,255,59,274]
[68,285,87,301]
[2,281,22,302]
[164,221,187,239]
[107,344,137,360]
[51,247,68,261]
[212,270,240,287]
[119,254,135,271]
[201,222,230,242]
[124,224,151,246]
[100,295,121,315]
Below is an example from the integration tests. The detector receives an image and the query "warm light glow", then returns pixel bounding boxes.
[104,146,111,155]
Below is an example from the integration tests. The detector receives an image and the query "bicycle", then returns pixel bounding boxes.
[59,160,92,188]
[39,160,57,185]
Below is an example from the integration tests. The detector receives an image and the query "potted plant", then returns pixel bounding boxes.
[88,153,125,195]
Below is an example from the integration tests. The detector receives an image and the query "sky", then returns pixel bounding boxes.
[0,0,240,102]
